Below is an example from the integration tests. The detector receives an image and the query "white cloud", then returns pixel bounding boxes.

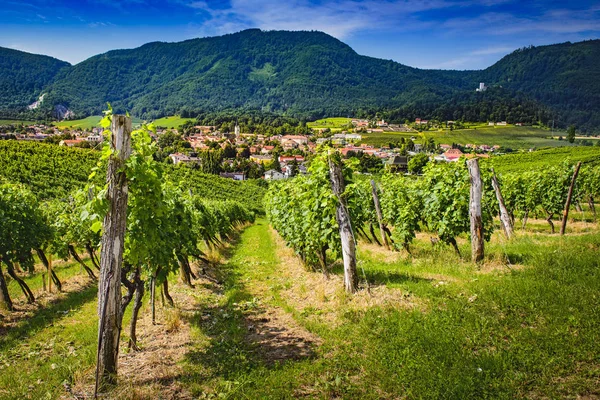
[186,0,506,39]
[443,8,600,36]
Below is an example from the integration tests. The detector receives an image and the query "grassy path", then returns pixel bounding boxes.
[180,220,600,399]
[1,222,600,398]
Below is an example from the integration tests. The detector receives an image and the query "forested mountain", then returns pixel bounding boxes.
[42,29,472,120]
[0,47,70,113]
[1,30,599,130]
[477,40,600,129]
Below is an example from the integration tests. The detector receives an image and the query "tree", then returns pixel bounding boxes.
[199,150,223,174]
[270,153,282,172]
[567,125,576,143]
[289,159,299,177]
[239,147,250,159]
[222,144,237,159]
[407,153,429,175]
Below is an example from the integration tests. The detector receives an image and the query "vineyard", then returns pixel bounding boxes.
[487,146,600,173]
[1,122,600,398]
[267,151,599,272]
[0,140,266,212]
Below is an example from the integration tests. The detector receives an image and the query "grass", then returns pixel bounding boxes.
[0,119,37,126]
[54,116,144,130]
[7,259,86,301]
[152,115,195,129]
[308,117,352,132]
[0,284,98,399]
[180,219,600,398]
[53,116,102,130]
[487,146,600,173]
[2,220,600,398]
[360,124,572,150]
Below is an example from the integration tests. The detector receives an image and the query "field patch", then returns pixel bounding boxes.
[488,146,600,173]
[53,116,102,130]
[308,117,352,132]
[153,115,195,129]
[360,124,572,149]
[0,119,37,126]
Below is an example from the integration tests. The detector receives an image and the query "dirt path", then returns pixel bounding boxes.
[106,222,321,398]
[112,284,197,399]
[219,221,322,367]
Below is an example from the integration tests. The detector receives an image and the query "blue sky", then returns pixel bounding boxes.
[1,0,599,69]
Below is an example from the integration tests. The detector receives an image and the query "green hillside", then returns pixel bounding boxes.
[1,32,599,131]
[479,40,600,129]
[0,47,70,114]
[53,116,102,130]
[53,116,144,130]
[43,29,469,120]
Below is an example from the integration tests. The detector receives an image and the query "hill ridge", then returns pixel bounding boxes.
[1,30,598,131]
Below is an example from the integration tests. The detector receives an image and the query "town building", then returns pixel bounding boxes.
[264,169,285,180]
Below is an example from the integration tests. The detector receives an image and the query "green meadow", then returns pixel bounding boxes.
[3,218,600,399]
[152,115,195,129]
[308,117,353,132]
[360,124,571,150]
[54,116,144,130]
[0,119,38,126]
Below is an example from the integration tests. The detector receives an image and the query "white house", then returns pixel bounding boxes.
[86,135,103,143]
[264,169,286,180]
[169,153,200,165]
[345,133,362,141]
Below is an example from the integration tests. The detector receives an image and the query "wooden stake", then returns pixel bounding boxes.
[151,277,156,325]
[48,253,52,293]
[560,162,582,236]
[467,158,484,263]
[96,115,131,393]
[491,168,514,239]
[329,153,358,293]
[370,179,389,250]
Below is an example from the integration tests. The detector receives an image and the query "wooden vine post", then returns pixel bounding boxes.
[370,179,389,250]
[560,161,582,236]
[491,168,514,239]
[328,153,358,293]
[467,158,484,263]
[48,253,53,293]
[96,115,131,393]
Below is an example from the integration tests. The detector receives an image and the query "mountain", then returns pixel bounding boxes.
[0,47,70,115]
[478,40,600,129]
[1,30,599,130]
[43,29,473,120]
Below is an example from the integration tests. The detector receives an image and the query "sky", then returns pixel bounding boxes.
[1,0,599,70]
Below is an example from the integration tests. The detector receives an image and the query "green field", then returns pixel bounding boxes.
[152,115,195,129]
[488,146,600,173]
[54,116,144,130]
[0,119,37,126]
[53,116,102,130]
[361,124,571,150]
[3,219,600,398]
[308,117,352,132]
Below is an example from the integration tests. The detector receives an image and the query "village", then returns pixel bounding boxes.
[0,118,506,180]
